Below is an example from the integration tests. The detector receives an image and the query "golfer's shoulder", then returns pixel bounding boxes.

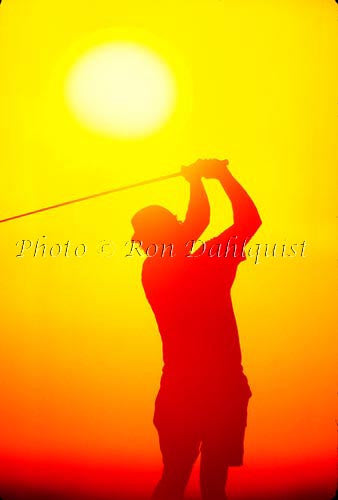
[141,255,172,277]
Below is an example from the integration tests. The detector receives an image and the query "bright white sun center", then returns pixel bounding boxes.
[66,42,176,137]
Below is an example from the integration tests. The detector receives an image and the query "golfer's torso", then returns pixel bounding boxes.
[142,254,243,378]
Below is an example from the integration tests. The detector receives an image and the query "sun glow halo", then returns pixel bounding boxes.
[66,42,176,138]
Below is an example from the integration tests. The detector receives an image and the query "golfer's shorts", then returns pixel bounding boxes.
[153,374,251,467]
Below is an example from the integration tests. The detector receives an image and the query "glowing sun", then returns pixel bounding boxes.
[65,42,176,138]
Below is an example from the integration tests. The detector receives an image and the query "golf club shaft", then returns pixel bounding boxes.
[0,171,181,224]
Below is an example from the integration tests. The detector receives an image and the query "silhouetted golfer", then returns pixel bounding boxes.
[131,159,262,500]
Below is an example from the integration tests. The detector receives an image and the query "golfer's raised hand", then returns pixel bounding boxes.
[180,160,204,182]
[199,159,230,179]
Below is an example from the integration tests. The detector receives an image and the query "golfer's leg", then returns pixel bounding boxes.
[200,443,228,500]
[199,394,248,500]
[152,425,200,500]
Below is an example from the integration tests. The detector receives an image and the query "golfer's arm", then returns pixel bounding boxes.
[219,171,261,240]
[182,178,210,240]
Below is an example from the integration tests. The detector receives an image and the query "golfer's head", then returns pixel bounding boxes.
[131,205,182,249]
